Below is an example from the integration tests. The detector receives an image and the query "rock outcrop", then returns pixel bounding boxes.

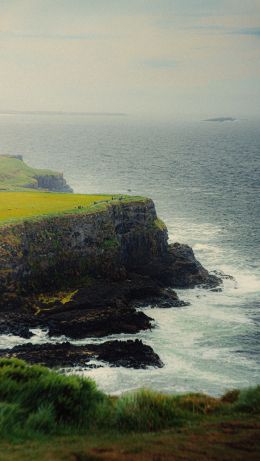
[33,173,72,192]
[0,339,163,369]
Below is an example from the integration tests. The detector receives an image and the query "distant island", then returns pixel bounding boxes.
[204,117,237,122]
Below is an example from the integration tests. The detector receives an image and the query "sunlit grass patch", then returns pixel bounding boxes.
[0,192,143,224]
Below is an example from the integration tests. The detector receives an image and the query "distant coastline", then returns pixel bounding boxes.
[0,110,127,116]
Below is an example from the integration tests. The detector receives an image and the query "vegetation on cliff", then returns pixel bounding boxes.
[0,359,259,460]
[0,155,72,192]
[0,191,143,224]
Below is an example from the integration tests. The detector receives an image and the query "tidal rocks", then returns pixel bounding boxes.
[137,242,220,288]
[0,312,38,338]
[0,339,163,369]
[46,306,153,339]
[166,243,221,288]
[93,339,163,368]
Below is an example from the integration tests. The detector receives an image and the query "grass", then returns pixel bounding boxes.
[0,191,145,225]
[0,359,259,460]
[0,359,259,438]
[0,155,60,190]
[0,358,106,438]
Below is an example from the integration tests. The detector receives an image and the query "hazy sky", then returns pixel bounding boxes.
[0,0,260,117]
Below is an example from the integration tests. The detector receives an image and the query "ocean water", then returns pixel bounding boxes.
[0,114,259,396]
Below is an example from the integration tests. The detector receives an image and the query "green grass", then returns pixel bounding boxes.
[0,358,259,443]
[0,156,60,190]
[0,191,145,225]
[0,358,106,439]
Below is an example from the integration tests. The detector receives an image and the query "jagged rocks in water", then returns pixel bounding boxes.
[132,287,189,308]
[46,306,153,339]
[139,243,221,288]
[167,243,221,288]
[0,339,163,369]
[96,339,163,368]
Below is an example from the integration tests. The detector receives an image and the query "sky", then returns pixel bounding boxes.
[0,0,260,118]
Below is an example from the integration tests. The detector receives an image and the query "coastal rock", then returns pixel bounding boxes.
[166,243,221,288]
[0,339,163,369]
[0,312,34,339]
[34,174,73,192]
[95,339,163,368]
[137,243,220,288]
[46,306,153,339]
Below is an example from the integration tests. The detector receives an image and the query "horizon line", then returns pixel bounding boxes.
[0,110,127,117]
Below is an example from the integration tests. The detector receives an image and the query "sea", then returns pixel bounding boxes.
[0,114,259,396]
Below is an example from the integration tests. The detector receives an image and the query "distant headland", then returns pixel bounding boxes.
[204,117,237,122]
[0,155,72,192]
[0,110,127,116]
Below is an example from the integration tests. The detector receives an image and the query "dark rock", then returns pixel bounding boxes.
[0,339,163,369]
[212,270,235,281]
[166,243,221,288]
[95,339,163,368]
[0,312,36,338]
[139,243,221,288]
[46,306,153,339]
[132,287,189,308]
[35,174,73,193]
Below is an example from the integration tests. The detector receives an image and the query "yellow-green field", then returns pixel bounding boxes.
[0,191,117,224]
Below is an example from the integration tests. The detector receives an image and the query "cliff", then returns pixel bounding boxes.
[0,155,72,192]
[0,196,218,306]
[0,195,220,366]
[0,198,167,297]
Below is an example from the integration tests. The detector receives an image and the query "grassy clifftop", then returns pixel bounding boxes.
[0,155,72,192]
[0,156,147,225]
[0,191,142,225]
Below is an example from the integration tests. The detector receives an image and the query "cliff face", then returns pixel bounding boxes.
[32,174,72,192]
[0,199,167,297]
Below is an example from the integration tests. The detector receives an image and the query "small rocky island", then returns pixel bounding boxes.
[0,158,220,369]
[204,117,236,123]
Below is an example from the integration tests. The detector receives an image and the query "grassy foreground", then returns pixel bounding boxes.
[0,191,143,225]
[0,359,259,460]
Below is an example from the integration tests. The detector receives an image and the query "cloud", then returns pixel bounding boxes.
[234,27,260,36]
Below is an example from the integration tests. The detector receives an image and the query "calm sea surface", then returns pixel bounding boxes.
[0,114,259,395]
